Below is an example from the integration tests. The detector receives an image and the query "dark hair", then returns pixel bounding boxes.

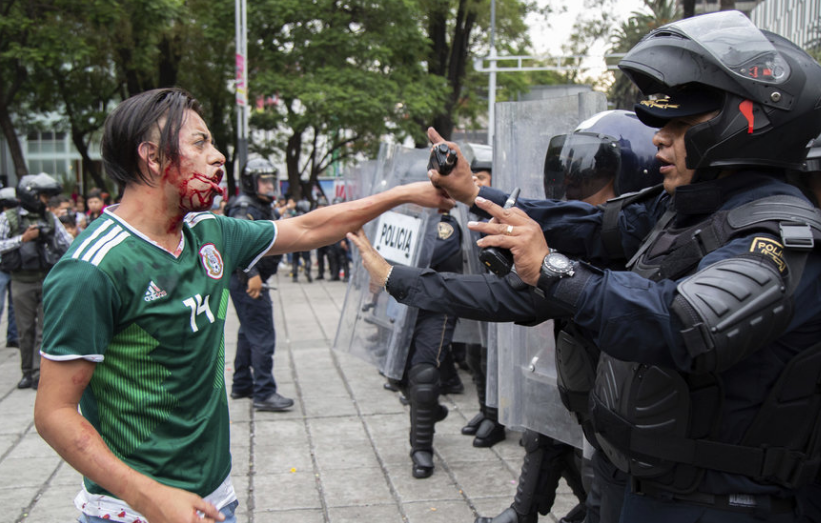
[101,88,203,188]
[86,188,103,201]
[59,213,76,227]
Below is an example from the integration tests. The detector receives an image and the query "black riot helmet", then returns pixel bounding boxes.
[17,173,63,214]
[240,158,278,200]
[544,110,661,201]
[620,10,821,179]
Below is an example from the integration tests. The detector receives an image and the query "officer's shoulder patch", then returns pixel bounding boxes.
[438,221,455,240]
[749,237,786,273]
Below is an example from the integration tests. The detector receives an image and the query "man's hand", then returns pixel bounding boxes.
[346,229,392,293]
[401,181,455,213]
[21,224,40,243]
[132,482,224,523]
[468,196,550,286]
[246,274,263,299]
[426,128,481,206]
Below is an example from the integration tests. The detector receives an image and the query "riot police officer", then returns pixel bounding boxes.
[421,12,821,523]
[0,173,72,389]
[225,158,294,411]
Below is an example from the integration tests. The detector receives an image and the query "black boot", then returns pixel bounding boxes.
[408,363,441,479]
[474,506,532,523]
[473,406,506,447]
[462,411,486,435]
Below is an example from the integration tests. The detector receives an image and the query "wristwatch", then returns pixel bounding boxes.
[537,250,575,291]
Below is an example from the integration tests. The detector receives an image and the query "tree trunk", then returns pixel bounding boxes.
[70,129,107,192]
[286,131,303,200]
[682,0,696,18]
[719,0,736,11]
[0,102,28,179]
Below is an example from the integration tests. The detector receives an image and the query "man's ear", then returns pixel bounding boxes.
[137,142,160,174]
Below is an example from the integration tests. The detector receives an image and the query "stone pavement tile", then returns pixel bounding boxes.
[254,443,314,475]
[1,485,42,522]
[227,397,254,423]
[354,391,406,417]
[320,467,393,507]
[0,434,18,456]
[231,444,251,475]
[231,474,250,521]
[302,392,358,419]
[383,460,463,503]
[314,442,380,471]
[0,455,61,488]
[402,499,476,523]
[448,461,518,500]
[230,420,251,448]
[10,432,60,459]
[50,462,83,487]
[434,433,514,464]
[254,418,309,445]
[254,471,321,511]
[470,496,516,521]
[0,412,35,436]
[254,508,325,523]
[327,503,404,523]
[309,416,367,445]
[19,483,79,523]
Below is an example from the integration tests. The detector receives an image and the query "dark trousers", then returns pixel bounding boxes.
[585,450,628,523]
[11,279,43,379]
[229,273,277,402]
[316,245,340,279]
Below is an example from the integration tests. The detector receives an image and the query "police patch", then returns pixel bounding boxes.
[750,237,786,273]
[438,221,454,240]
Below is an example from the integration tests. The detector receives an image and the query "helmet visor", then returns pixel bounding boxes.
[543,133,620,202]
[670,10,790,84]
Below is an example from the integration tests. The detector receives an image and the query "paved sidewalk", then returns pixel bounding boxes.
[2,273,578,523]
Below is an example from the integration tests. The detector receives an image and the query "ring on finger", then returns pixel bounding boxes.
[505,225,514,236]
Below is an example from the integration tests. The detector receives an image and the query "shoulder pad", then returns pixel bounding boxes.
[728,195,821,251]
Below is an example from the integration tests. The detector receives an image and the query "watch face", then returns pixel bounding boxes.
[548,253,570,271]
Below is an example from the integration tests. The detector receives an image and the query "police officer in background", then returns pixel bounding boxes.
[0,174,72,389]
[404,209,464,479]
[422,12,821,522]
[456,147,506,448]
[291,199,313,283]
[225,159,294,412]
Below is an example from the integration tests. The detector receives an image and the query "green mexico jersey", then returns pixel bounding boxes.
[42,209,276,498]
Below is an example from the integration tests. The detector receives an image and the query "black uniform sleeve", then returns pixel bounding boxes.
[386,265,571,324]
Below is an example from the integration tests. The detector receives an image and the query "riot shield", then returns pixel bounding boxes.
[492,92,607,447]
[333,144,440,380]
[449,203,486,346]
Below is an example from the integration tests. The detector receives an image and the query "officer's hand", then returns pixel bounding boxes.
[426,127,480,206]
[246,274,263,299]
[469,196,549,286]
[346,229,392,293]
[132,482,224,523]
[21,225,40,243]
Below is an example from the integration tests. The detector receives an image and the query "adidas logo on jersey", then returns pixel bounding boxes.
[144,281,168,302]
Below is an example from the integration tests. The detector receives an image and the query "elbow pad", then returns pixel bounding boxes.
[671,257,793,373]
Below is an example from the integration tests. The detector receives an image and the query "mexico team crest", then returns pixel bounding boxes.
[199,244,224,279]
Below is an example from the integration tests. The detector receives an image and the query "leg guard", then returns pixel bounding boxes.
[409,363,441,479]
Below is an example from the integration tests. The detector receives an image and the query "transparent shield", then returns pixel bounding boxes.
[492,92,607,447]
[450,203,486,346]
[333,144,439,380]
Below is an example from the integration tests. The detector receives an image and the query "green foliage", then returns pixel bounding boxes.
[606,0,679,109]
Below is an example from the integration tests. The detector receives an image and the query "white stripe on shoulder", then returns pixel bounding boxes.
[81,225,125,265]
[40,351,104,363]
[72,219,116,259]
[186,212,216,227]
[90,231,130,266]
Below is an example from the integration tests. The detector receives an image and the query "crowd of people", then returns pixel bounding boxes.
[0,8,813,523]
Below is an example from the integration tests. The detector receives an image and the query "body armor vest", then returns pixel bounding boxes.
[590,194,821,493]
[0,209,64,281]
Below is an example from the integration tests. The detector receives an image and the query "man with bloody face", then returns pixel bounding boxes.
[33,87,453,523]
